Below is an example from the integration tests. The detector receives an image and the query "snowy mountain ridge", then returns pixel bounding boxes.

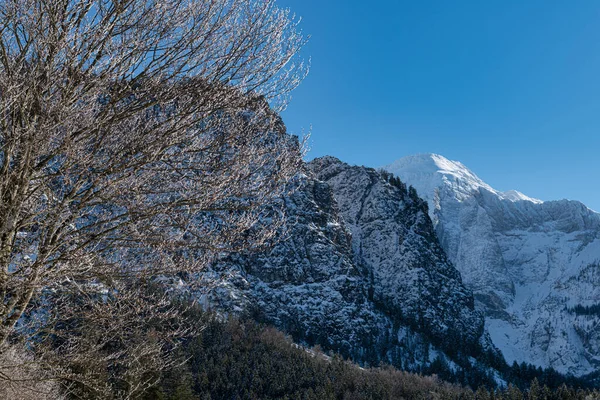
[384,153,600,376]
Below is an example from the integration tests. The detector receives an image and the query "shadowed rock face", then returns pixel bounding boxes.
[309,156,484,348]
[200,156,499,373]
[385,153,600,376]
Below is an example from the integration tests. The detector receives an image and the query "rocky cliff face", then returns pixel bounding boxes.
[385,153,600,376]
[309,156,485,349]
[199,157,499,373]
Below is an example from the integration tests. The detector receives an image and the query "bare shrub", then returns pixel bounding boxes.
[0,345,64,399]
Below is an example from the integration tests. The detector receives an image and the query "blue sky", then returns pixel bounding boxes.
[277,0,600,211]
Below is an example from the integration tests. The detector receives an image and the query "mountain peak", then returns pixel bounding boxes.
[384,154,494,203]
[391,153,485,179]
[384,154,542,205]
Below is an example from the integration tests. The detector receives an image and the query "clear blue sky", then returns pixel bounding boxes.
[277,0,600,211]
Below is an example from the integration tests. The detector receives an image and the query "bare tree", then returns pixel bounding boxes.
[0,0,306,394]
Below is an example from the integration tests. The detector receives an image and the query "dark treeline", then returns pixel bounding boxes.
[568,303,600,316]
[421,350,591,393]
[142,308,600,400]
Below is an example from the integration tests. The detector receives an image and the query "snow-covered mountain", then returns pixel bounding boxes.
[200,157,502,377]
[385,153,600,376]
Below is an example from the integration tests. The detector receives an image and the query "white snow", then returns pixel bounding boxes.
[384,153,543,206]
[499,189,543,204]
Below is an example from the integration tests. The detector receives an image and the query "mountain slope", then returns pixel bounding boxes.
[385,153,600,376]
[199,157,500,379]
